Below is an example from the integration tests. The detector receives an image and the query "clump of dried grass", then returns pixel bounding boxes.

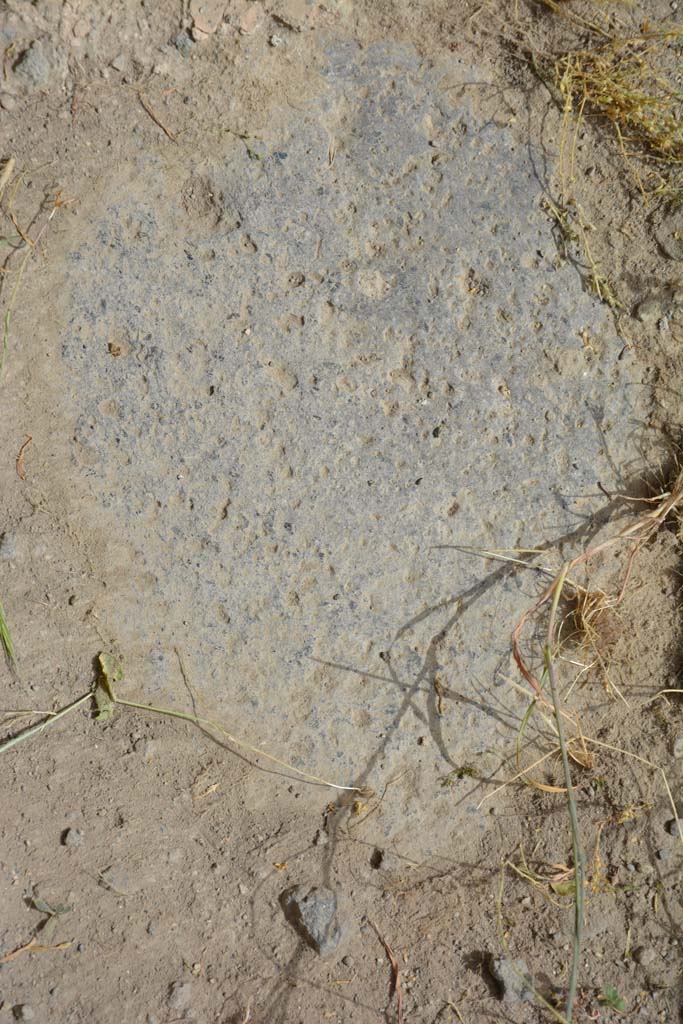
[552,26,683,202]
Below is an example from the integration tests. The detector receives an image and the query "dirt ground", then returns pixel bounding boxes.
[1,1,682,1022]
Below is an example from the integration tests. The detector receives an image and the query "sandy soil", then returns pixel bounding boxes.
[0,2,682,1022]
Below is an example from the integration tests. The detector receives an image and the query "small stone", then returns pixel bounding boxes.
[146,1017,159,1024]
[172,31,193,57]
[489,957,534,1004]
[99,865,134,895]
[312,828,328,846]
[146,920,157,936]
[636,296,664,325]
[342,955,354,966]
[73,19,90,38]
[13,1007,35,1022]
[62,827,84,848]
[134,737,155,761]
[269,34,285,46]
[672,736,683,758]
[633,946,657,967]
[190,0,225,35]
[77,942,85,952]
[0,93,17,111]
[240,3,264,34]
[111,54,126,72]
[14,42,52,90]
[665,818,683,837]
[654,205,683,261]
[167,981,192,1010]
[0,531,18,558]
[280,884,342,957]
[656,848,670,861]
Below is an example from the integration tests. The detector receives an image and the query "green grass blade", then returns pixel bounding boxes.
[0,600,16,667]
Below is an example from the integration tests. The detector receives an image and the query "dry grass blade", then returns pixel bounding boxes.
[0,180,73,378]
[0,656,362,793]
[0,936,72,964]
[15,434,32,480]
[114,695,361,792]
[554,31,683,198]
[369,920,403,1024]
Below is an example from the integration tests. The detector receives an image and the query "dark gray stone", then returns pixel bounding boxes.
[172,31,193,57]
[62,827,84,848]
[14,42,52,89]
[665,818,683,837]
[0,531,18,559]
[280,884,341,957]
[167,981,192,1010]
[490,957,534,1004]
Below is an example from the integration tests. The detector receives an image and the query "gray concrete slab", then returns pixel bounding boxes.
[61,42,644,855]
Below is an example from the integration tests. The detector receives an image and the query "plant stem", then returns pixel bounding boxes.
[0,690,92,754]
[546,564,585,1021]
[114,697,359,792]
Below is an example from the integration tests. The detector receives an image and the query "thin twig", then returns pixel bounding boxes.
[15,434,32,479]
[138,92,177,141]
